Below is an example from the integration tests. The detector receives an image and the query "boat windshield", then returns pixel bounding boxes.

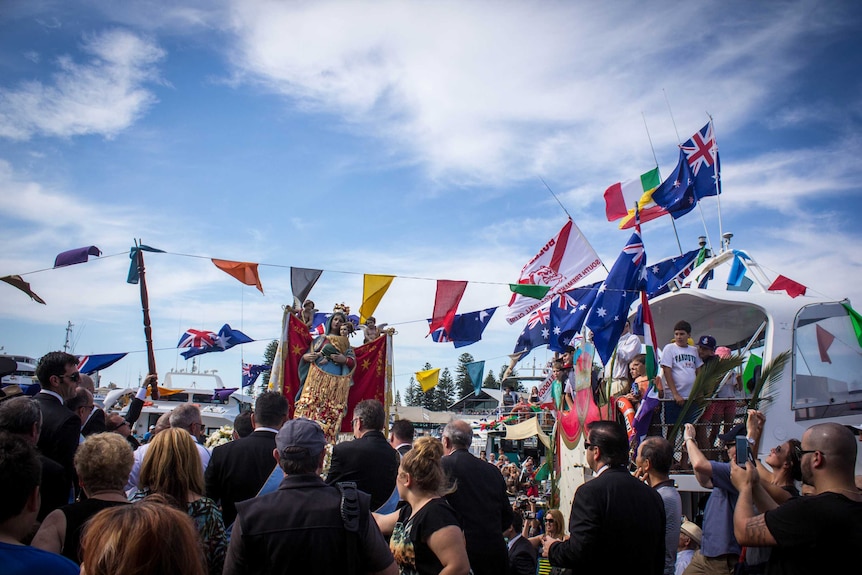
[794,303,862,420]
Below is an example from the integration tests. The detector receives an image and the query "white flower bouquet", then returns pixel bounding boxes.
[205,425,234,448]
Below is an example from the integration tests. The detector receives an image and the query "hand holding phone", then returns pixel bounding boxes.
[735,436,751,466]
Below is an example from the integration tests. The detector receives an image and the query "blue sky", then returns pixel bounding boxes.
[2,0,861,401]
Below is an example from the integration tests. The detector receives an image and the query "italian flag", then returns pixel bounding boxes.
[633,291,660,443]
[603,168,666,230]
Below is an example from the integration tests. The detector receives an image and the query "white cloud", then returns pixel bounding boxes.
[0,29,164,140]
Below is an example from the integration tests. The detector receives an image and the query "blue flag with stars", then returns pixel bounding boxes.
[645,248,700,298]
[586,232,647,365]
[181,324,254,359]
[548,282,601,352]
[513,305,552,358]
[428,307,497,348]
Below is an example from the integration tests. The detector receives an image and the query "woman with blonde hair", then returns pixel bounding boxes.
[374,436,470,575]
[524,508,570,575]
[32,433,133,564]
[80,495,206,575]
[132,428,226,575]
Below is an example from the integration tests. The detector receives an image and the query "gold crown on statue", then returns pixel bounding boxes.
[333,302,350,315]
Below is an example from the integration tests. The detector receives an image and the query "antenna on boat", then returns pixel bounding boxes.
[642,111,683,254]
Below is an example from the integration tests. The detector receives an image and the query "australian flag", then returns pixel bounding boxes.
[311,312,361,335]
[653,122,720,219]
[242,363,270,388]
[181,324,253,359]
[77,353,127,375]
[548,282,601,352]
[428,307,497,348]
[513,306,552,358]
[586,231,647,365]
[645,248,700,298]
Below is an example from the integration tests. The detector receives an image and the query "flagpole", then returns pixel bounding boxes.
[135,239,159,401]
[642,112,683,255]
[662,91,714,252]
[539,177,609,274]
[707,112,724,251]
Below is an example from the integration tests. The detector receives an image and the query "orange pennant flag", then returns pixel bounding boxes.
[211,259,264,294]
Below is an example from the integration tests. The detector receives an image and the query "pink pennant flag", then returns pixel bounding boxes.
[816,324,835,364]
[428,280,467,335]
[768,275,806,298]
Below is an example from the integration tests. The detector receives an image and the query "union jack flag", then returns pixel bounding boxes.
[621,233,645,267]
[681,121,717,175]
[177,329,217,348]
[242,363,270,388]
[527,307,550,329]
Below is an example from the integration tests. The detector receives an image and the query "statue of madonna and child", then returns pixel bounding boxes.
[292,303,358,443]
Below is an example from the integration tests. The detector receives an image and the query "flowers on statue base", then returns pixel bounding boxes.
[205,425,234,448]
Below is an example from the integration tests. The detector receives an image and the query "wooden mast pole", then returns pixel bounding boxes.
[136,239,159,400]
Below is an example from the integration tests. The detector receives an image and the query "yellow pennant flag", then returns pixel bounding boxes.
[359,274,395,323]
[416,368,441,393]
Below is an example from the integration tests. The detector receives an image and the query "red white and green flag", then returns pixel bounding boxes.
[603,168,667,230]
[633,290,660,443]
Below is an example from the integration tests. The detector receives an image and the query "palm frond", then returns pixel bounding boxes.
[748,350,791,411]
[669,356,744,441]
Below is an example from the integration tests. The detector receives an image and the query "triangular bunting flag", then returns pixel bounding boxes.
[212,259,264,294]
[428,280,467,335]
[465,361,485,396]
[290,267,323,308]
[815,325,834,364]
[509,284,551,300]
[359,274,395,322]
[416,368,441,392]
[0,275,46,304]
[767,275,806,298]
[54,245,101,268]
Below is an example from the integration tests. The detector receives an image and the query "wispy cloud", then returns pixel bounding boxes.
[0,29,164,140]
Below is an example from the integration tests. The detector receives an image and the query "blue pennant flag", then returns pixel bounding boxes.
[76,353,127,375]
[512,306,552,358]
[428,307,497,348]
[181,324,253,359]
[548,282,601,352]
[645,248,700,298]
[465,360,485,395]
[242,363,271,388]
[586,232,647,365]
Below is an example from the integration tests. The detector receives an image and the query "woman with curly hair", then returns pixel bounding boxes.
[80,495,206,575]
[32,433,133,564]
[374,436,470,575]
[132,428,226,575]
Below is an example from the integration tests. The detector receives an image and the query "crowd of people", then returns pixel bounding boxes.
[0,345,860,575]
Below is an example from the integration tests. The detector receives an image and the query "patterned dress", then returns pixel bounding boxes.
[390,498,462,575]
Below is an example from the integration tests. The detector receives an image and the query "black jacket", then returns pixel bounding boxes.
[508,534,538,575]
[205,430,278,526]
[34,392,81,485]
[325,430,400,511]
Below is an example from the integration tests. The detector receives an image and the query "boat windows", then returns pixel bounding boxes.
[793,302,862,420]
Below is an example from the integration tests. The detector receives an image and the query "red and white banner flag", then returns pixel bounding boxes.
[506,218,602,324]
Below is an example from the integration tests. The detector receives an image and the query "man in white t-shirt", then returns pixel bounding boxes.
[659,320,702,426]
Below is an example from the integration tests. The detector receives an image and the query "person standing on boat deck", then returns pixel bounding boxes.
[441,419,513,575]
[542,420,665,575]
[326,399,401,512]
[127,403,210,493]
[0,396,71,524]
[33,351,82,490]
[608,320,641,398]
[730,422,862,575]
[205,391,288,528]
[660,321,702,426]
[294,307,356,443]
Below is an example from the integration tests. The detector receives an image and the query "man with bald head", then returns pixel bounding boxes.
[731,422,862,574]
[441,419,513,575]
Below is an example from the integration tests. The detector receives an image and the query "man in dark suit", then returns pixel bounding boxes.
[206,391,289,527]
[506,512,537,575]
[326,399,400,511]
[0,395,72,522]
[544,420,666,574]
[389,418,414,457]
[33,351,82,486]
[442,419,513,575]
[78,373,106,437]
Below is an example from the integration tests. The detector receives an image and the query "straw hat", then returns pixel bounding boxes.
[681,520,702,546]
